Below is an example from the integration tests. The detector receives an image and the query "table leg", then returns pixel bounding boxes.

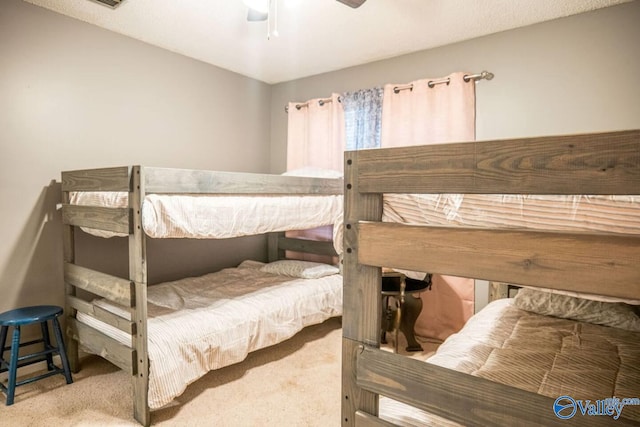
[399,294,423,352]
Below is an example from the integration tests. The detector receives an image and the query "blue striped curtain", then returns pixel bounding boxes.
[342,87,383,150]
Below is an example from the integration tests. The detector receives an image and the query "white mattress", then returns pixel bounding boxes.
[382,194,640,234]
[76,261,342,409]
[69,191,343,241]
[334,194,640,255]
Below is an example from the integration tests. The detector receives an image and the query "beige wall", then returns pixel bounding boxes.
[0,0,271,313]
[269,1,640,173]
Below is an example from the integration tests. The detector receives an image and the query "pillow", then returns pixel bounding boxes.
[282,167,343,179]
[260,260,339,279]
[519,285,640,305]
[513,288,640,332]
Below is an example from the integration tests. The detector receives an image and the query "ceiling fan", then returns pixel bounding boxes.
[245,0,367,22]
[336,0,368,8]
[90,0,123,7]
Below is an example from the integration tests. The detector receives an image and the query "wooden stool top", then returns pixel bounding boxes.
[0,306,63,327]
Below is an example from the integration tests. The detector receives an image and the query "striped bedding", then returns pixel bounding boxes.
[379,298,640,426]
[76,261,342,409]
[382,194,640,235]
[332,194,640,255]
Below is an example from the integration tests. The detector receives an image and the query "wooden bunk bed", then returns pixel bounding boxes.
[60,166,343,426]
[341,129,640,426]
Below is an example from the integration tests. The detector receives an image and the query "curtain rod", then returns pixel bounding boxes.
[285,96,341,113]
[393,70,494,93]
[284,70,494,112]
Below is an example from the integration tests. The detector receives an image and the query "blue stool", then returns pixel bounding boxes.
[0,305,73,405]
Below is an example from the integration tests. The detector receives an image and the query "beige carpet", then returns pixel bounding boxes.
[1,318,439,426]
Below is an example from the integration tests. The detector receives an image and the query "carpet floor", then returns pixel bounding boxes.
[1,318,439,426]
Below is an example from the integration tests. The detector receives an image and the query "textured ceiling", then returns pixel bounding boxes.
[24,0,631,84]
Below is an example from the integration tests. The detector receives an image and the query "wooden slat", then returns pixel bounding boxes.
[64,263,135,307]
[358,222,640,300]
[62,166,130,192]
[355,411,397,427]
[62,204,130,234]
[355,130,640,195]
[66,318,135,375]
[357,346,637,427]
[67,296,135,335]
[276,236,338,257]
[144,167,343,195]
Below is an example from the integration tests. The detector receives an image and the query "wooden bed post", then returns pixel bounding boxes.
[267,232,285,262]
[342,151,383,426]
[61,188,80,373]
[129,166,150,427]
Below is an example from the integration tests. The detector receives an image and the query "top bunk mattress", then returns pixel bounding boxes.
[382,194,640,235]
[69,191,343,240]
[333,194,640,255]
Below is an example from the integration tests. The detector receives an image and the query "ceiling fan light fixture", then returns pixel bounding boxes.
[243,0,270,15]
[247,8,268,21]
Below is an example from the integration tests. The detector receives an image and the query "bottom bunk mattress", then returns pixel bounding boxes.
[380,293,640,426]
[76,259,343,409]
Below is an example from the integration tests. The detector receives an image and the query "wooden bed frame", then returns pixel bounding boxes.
[60,166,342,426]
[341,129,640,427]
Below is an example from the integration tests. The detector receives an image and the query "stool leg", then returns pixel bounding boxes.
[40,322,55,371]
[6,326,20,405]
[51,318,73,384]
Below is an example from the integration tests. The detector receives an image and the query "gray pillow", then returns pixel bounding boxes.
[514,288,640,332]
[260,260,339,279]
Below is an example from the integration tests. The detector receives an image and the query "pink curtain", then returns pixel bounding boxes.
[286,93,344,262]
[287,93,345,172]
[381,72,476,342]
[381,72,475,146]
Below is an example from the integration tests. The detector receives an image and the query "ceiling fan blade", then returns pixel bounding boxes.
[336,0,367,8]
